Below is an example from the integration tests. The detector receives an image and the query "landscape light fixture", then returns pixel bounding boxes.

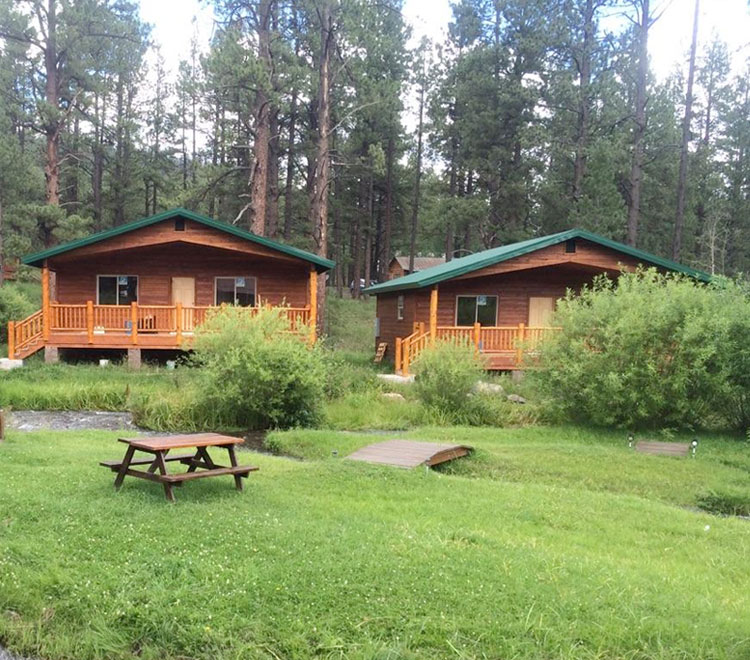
[691,439,699,458]
[628,433,634,448]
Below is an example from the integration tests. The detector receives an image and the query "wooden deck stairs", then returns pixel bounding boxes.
[347,439,472,469]
[7,309,45,359]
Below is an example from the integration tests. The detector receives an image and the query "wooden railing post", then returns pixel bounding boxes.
[41,265,50,341]
[175,302,183,345]
[516,323,525,366]
[309,268,318,346]
[473,322,481,352]
[395,337,402,373]
[429,286,438,345]
[419,321,425,335]
[402,339,410,376]
[7,321,15,359]
[86,301,94,344]
[131,302,138,345]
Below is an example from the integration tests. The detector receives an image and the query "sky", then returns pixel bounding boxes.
[137,0,750,100]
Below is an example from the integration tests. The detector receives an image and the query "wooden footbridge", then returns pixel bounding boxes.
[347,439,472,469]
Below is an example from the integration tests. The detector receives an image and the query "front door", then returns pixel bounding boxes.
[528,296,556,327]
[172,277,196,330]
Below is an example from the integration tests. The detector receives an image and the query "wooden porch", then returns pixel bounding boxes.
[7,264,319,361]
[392,286,559,373]
[395,322,560,374]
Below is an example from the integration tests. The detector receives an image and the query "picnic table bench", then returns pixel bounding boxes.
[101,433,258,501]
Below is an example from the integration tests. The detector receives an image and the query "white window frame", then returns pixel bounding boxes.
[214,276,258,306]
[96,274,139,305]
[454,294,498,326]
[396,294,405,320]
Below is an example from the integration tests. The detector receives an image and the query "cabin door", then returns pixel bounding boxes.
[172,277,196,330]
[528,297,556,327]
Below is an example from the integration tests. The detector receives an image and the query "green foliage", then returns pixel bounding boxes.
[412,339,485,414]
[0,283,37,342]
[538,270,750,431]
[191,307,327,429]
[697,490,750,517]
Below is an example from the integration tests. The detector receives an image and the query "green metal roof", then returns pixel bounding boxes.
[364,228,711,294]
[22,207,335,271]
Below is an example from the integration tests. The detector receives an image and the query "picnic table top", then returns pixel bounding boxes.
[119,432,243,452]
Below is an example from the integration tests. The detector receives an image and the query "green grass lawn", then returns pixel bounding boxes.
[1,427,749,659]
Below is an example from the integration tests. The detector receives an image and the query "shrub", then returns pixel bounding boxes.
[537,270,750,431]
[0,284,37,342]
[412,339,485,415]
[697,490,750,517]
[191,307,327,429]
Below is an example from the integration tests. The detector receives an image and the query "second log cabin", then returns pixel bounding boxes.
[366,229,710,373]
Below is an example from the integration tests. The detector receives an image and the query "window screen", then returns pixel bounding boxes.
[397,295,404,320]
[98,276,137,305]
[215,277,256,307]
[456,295,498,326]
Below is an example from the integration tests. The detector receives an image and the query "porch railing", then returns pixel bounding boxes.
[395,323,561,375]
[8,303,312,358]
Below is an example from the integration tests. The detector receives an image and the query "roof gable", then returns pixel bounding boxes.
[22,208,335,271]
[366,229,711,294]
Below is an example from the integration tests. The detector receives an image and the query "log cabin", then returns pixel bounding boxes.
[366,229,710,373]
[387,256,446,280]
[6,208,334,366]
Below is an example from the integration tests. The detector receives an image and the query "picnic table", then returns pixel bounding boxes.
[100,433,258,501]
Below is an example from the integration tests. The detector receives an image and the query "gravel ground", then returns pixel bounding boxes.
[0,646,32,660]
[7,410,137,432]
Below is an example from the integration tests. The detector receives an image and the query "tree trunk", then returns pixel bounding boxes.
[409,82,425,272]
[626,0,650,246]
[381,137,394,280]
[249,0,273,235]
[573,0,594,202]
[283,87,298,240]
[43,0,60,206]
[672,0,700,261]
[0,198,4,287]
[267,106,280,237]
[309,1,333,321]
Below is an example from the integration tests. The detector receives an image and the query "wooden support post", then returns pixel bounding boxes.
[395,337,402,373]
[419,321,425,335]
[131,302,138,345]
[429,286,438,345]
[86,301,94,344]
[175,302,183,345]
[309,268,318,345]
[7,321,14,359]
[403,338,410,376]
[473,322,481,352]
[516,323,525,366]
[41,265,50,341]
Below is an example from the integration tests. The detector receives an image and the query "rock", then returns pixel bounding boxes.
[0,359,23,371]
[507,394,527,404]
[381,392,406,402]
[377,373,415,384]
[473,381,505,395]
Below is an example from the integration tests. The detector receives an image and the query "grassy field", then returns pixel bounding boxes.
[1,427,749,660]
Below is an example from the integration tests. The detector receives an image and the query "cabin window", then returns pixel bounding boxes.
[565,239,576,253]
[456,295,498,326]
[97,275,138,305]
[174,218,185,231]
[397,295,405,320]
[215,276,257,307]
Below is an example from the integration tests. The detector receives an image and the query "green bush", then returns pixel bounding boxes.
[412,339,485,415]
[537,270,750,431]
[0,284,37,342]
[191,306,327,429]
[697,490,750,517]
